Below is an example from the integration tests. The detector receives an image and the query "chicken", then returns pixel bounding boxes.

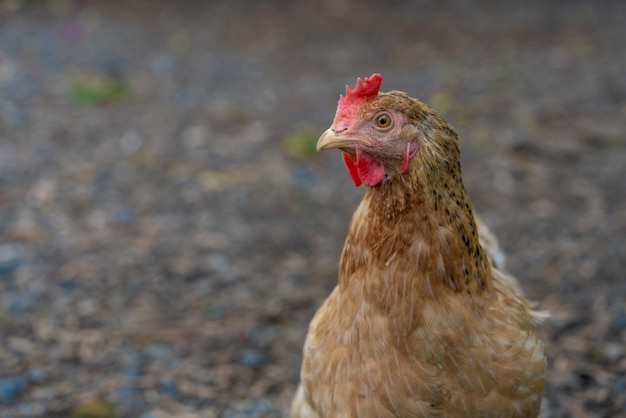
[292,74,546,418]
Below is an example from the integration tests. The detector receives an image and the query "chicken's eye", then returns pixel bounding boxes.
[374,112,393,130]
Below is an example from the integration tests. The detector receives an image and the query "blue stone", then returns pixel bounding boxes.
[238,350,265,368]
[0,375,28,404]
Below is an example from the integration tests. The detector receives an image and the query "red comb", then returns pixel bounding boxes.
[339,73,382,108]
[333,73,382,127]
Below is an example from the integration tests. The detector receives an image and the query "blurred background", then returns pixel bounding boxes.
[0,0,625,417]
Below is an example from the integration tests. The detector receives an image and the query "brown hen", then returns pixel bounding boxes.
[292,74,546,418]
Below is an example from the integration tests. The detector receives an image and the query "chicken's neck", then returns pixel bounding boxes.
[338,158,492,309]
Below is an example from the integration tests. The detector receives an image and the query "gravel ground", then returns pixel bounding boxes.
[0,1,625,417]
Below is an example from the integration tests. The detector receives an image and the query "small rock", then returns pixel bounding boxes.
[119,130,143,155]
[182,125,209,149]
[0,244,23,277]
[159,380,178,396]
[239,350,265,368]
[115,208,135,224]
[28,368,45,383]
[291,167,316,186]
[614,306,626,330]
[150,53,175,77]
[602,342,624,362]
[0,375,28,404]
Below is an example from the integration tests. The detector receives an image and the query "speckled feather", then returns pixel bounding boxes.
[293,83,546,417]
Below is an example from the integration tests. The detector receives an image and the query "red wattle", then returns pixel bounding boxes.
[342,151,362,187]
[341,149,386,187]
[356,149,386,187]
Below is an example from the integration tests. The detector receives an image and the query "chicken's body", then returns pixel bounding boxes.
[292,74,545,417]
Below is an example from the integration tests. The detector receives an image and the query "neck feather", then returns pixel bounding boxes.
[338,151,492,310]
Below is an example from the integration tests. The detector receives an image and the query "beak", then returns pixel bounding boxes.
[316,128,358,151]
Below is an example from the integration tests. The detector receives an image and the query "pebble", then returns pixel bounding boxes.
[613,377,625,393]
[222,397,279,418]
[291,167,316,186]
[0,244,23,277]
[115,208,135,224]
[159,380,178,396]
[122,350,145,378]
[238,350,265,368]
[614,306,626,330]
[150,53,175,77]
[0,375,28,405]
[602,342,624,362]
[145,343,174,361]
[28,368,45,383]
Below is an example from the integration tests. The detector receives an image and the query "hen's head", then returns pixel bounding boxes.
[318,73,458,188]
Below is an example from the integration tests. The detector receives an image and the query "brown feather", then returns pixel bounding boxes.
[292,84,546,418]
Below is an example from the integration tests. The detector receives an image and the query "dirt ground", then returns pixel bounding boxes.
[0,1,625,417]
